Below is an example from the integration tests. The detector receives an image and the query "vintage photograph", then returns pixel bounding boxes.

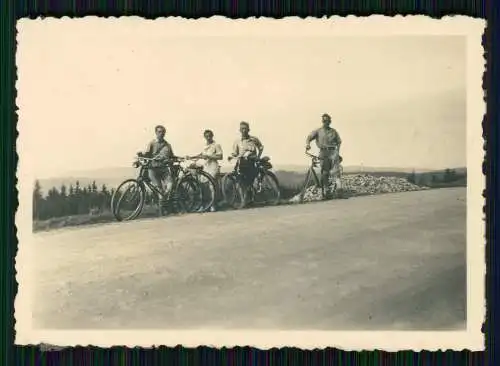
[15,16,485,350]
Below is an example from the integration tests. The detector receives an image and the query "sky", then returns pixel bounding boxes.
[17,20,467,179]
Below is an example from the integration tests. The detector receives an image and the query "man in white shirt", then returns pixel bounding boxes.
[187,129,224,212]
[200,129,223,178]
[229,121,264,188]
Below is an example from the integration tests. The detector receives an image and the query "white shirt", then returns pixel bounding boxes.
[202,141,223,177]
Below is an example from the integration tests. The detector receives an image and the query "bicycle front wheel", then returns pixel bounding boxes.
[111,179,146,222]
[220,172,246,210]
[298,168,322,203]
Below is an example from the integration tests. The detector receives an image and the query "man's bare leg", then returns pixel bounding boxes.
[330,159,345,198]
[321,170,332,199]
[149,169,171,215]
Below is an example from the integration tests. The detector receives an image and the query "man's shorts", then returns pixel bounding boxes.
[319,148,339,173]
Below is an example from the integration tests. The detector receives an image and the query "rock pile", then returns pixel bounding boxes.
[343,174,430,195]
[290,174,429,203]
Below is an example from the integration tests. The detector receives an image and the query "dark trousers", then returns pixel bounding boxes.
[238,158,258,188]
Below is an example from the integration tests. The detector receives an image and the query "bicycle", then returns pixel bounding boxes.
[297,151,326,203]
[221,155,281,210]
[298,151,343,203]
[182,157,219,213]
[111,154,216,221]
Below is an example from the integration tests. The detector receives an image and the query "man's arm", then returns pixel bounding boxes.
[203,144,223,161]
[213,144,223,160]
[253,137,264,158]
[231,140,240,157]
[305,129,318,149]
[333,129,342,148]
[143,141,153,157]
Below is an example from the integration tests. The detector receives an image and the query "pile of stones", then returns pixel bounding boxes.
[290,174,429,203]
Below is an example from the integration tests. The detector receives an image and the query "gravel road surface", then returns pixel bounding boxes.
[32,187,466,330]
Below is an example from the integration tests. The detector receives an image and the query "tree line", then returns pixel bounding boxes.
[32,180,157,221]
[407,168,463,186]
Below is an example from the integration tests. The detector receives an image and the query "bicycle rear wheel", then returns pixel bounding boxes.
[175,176,203,213]
[111,179,146,221]
[220,172,246,210]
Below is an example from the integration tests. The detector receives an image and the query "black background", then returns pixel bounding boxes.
[1,0,495,365]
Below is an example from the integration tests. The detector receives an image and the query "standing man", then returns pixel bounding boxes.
[305,113,342,199]
[229,121,264,188]
[143,124,175,195]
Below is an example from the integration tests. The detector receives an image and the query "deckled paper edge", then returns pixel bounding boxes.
[13,14,486,351]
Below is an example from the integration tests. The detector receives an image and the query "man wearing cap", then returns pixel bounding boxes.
[305,113,343,199]
[229,121,264,189]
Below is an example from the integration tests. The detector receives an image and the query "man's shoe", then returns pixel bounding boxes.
[158,194,172,216]
[158,205,166,216]
[336,189,348,199]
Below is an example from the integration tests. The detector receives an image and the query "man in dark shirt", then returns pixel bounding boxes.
[305,113,342,198]
[144,125,175,194]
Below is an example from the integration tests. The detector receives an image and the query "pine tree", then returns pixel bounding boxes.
[60,184,67,198]
[60,184,68,216]
[443,168,456,183]
[100,184,109,210]
[407,170,416,184]
[33,180,43,220]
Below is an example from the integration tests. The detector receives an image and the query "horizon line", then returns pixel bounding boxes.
[36,164,467,181]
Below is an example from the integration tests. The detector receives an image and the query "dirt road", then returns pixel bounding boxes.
[32,187,466,330]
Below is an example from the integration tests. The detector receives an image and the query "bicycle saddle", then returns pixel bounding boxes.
[188,163,203,170]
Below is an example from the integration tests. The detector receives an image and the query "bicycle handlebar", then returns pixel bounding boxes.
[305,151,320,160]
[135,155,185,166]
[135,155,204,167]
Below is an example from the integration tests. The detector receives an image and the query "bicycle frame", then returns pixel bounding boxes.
[226,155,279,205]
[230,156,270,183]
[136,156,205,192]
[300,152,326,201]
[134,157,170,199]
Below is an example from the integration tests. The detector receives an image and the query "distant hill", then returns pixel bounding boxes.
[35,165,467,195]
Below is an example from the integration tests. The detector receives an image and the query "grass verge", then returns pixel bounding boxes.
[33,178,465,233]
